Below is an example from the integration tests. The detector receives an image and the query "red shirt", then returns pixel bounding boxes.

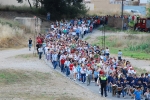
[87,63,91,67]
[100,70,104,75]
[69,63,74,71]
[60,59,66,65]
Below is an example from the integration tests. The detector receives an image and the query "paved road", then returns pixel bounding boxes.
[44,29,149,100]
[45,60,134,100]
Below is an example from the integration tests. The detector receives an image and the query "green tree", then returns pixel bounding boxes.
[17,0,87,19]
[41,0,87,19]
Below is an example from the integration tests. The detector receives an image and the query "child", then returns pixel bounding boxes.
[133,86,142,100]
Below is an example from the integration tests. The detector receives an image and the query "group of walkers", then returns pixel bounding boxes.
[33,16,150,100]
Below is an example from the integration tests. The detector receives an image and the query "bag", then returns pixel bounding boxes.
[97,78,99,84]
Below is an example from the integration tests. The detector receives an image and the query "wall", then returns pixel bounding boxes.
[85,3,94,11]
[14,17,41,33]
[108,17,128,29]
[89,0,121,15]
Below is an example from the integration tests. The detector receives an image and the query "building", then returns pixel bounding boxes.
[85,0,147,16]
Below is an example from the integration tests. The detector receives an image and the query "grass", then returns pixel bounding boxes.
[15,54,38,58]
[99,25,121,32]
[0,69,51,85]
[92,36,150,60]
[0,69,84,100]
[134,67,149,75]
[84,36,91,40]
[0,17,33,48]
[0,69,29,85]
[99,25,147,34]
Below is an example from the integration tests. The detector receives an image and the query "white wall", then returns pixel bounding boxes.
[85,3,94,11]
[14,17,41,33]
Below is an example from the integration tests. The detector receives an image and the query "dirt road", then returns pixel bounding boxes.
[0,48,106,100]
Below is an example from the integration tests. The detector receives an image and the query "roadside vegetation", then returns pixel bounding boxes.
[91,35,150,60]
[0,69,81,100]
[99,25,146,34]
[0,18,32,48]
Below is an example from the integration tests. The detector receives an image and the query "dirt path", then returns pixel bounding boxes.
[0,48,51,72]
[0,48,106,100]
[84,29,150,71]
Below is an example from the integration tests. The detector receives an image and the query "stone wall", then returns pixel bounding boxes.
[108,17,128,29]
[14,17,41,33]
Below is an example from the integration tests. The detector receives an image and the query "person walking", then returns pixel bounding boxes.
[64,58,70,77]
[118,50,122,61]
[133,87,142,100]
[86,67,92,86]
[38,45,43,59]
[28,38,32,51]
[52,51,58,69]
[99,73,108,97]
[80,64,86,83]
[47,12,50,21]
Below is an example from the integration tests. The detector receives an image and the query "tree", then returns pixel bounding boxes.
[41,0,87,19]
[16,0,87,19]
[147,0,150,17]
[17,0,32,8]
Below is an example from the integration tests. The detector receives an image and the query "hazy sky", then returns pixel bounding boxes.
[0,0,34,6]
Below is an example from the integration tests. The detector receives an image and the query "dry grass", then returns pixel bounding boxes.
[107,34,150,48]
[0,69,99,100]
[0,18,34,48]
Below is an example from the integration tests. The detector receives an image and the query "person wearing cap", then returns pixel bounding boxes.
[99,72,107,97]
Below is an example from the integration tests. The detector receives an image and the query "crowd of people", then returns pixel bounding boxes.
[34,16,150,100]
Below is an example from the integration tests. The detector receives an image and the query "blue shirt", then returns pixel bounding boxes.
[108,76,113,83]
[134,90,142,100]
[76,65,81,73]
[76,28,80,34]
[93,71,98,78]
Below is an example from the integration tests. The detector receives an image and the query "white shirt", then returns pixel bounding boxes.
[45,47,49,54]
[64,61,70,67]
[38,47,43,52]
[51,24,54,29]
[105,49,110,53]
[72,32,76,36]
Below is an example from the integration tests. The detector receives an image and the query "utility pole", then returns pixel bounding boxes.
[121,0,124,30]
[104,24,105,49]
[34,16,37,56]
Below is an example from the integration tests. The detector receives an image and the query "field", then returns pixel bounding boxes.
[0,49,103,100]
[90,34,150,60]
